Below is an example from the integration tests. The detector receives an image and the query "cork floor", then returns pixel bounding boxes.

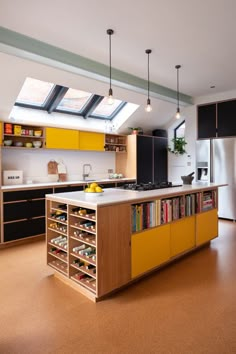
[0,219,236,354]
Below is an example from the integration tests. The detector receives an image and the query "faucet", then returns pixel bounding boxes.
[82,164,92,181]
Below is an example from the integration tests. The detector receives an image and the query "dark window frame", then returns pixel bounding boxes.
[15,81,127,121]
[174,120,185,139]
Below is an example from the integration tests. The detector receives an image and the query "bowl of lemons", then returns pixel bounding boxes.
[84,182,104,197]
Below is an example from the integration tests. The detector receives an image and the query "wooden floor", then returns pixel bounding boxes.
[0,220,236,354]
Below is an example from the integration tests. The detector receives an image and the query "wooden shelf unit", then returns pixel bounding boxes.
[3,122,45,148]
[104,133,127,152]
[46,201,98,299]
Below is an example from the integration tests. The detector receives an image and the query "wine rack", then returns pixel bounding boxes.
[47,201,97,298]
[47,202,68,276]
[69,206,97,294]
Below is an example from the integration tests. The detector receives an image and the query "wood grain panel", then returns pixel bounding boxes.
[96,203,131,296]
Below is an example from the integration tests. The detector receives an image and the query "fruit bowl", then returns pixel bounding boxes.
[84,191,104,198]
[84,182,104,197]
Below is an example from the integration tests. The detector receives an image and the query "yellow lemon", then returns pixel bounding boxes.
[86,187,95,193]
[95,186,103,193]
[90,182,98,189]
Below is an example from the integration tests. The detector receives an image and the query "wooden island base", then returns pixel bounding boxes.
[46,184,222,301]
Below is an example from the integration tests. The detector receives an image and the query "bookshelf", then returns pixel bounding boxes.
[131,189,218,278]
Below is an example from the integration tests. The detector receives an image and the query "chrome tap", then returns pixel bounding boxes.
[82,164,92,181]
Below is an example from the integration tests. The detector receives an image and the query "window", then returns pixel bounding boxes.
[90,97,125,119]
[56,89,93,113]
[174,120,185,139]
[15,77,127,121]
[16,78,55,107]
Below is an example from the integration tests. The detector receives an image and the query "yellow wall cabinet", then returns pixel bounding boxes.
[79,131,105,151]
[45,127,79,150]
[196,209,218,246]
[170,216,196,257]
[131,224,170,278]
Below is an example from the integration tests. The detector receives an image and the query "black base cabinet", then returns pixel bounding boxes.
[3,188,53,243]
[4,218,45,242]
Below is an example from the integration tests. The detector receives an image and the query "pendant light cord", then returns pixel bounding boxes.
[109,32,112,91]
[147,52,150,99]
[175,65,181,111]
[107,29,114,94]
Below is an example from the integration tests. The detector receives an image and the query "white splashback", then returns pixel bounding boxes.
[2,149,116,183]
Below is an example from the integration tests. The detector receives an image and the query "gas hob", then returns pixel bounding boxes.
[122,182,182,191]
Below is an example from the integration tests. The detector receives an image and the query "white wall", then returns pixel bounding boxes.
[2,148,116,184]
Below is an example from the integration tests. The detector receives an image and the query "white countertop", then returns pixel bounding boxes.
[1,178,135,191]
[46,182,225,208]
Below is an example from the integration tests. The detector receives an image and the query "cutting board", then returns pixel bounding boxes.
[47,160,58,175]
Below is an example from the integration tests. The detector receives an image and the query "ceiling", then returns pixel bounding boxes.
[0,0,236,132]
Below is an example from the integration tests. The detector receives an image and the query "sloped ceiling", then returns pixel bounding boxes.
[1,0,236,133]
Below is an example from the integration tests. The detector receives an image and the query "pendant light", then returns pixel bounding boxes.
[145,49,152,112]
[175,64,181,119]
[107,29,114,105]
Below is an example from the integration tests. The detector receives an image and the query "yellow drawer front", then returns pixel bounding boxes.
[196,209,218,246]
[46,128,79,149]
[131,224,170,278]
[79,131,105,151]
[170,216,195,257]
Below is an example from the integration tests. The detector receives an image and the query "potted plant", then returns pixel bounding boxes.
[168,137,187,155]
[128,127,143,135]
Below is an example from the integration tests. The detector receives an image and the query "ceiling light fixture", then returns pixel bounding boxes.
[175,64,181,119]
[145,49,152,112]
[107,29,114,105]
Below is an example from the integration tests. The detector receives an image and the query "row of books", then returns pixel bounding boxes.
[132,191,216,232]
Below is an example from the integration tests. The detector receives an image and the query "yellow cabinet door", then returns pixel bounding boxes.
[170,216,195,257]
[79,131,105,151]
[131,224,170,278]
[46,128,79,149]
[196,209,218,246]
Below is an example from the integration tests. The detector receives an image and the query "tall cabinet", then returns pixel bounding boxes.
[126,134,168,183]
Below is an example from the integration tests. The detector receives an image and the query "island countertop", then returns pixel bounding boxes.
[46,182,226,208]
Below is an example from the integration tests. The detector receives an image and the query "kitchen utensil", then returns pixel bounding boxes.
[187,172,195,177]
[25,142,33,148]
[181,175,194,184]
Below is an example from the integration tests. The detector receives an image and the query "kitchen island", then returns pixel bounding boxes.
[46,183,223,301]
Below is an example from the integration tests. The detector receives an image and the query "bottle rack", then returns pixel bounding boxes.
[104,133,127,152]
[47,202,97,296]
[131,189,217,233]
[47,202,68,276]
[69,206,96,294]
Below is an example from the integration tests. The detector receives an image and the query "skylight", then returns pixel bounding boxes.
[56,88,93,113]
[15,77,127,121]
[90,97,124,119]
[16,77,55,107]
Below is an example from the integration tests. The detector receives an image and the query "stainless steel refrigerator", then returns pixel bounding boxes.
[196,138,236,220]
